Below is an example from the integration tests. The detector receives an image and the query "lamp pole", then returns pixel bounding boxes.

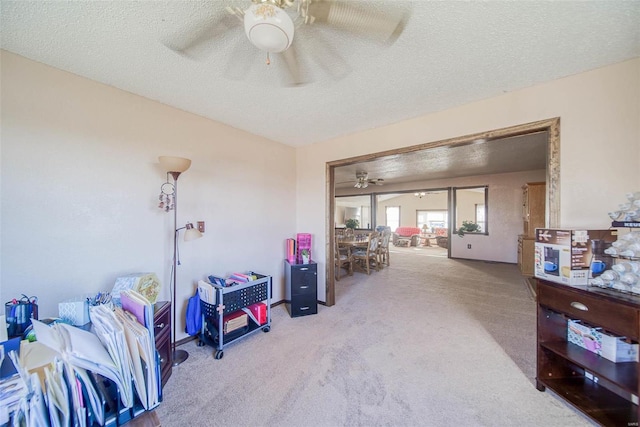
[170,170,189,366]
[159,156,193,367]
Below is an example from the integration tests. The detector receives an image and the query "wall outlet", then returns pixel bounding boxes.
[197,221,205,233]
[467,244,472,249]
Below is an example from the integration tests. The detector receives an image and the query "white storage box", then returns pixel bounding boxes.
[599,329,639,363]
[567,319,638,363]
[58,297,90,326]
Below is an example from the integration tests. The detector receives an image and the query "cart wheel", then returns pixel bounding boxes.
[214,350,224,360]
[262,326,270,333]
[197,339,205,347]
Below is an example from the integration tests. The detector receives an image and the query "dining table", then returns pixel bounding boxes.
[337,236,370,250]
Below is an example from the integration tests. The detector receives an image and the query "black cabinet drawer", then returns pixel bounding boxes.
[291,267,316,286]
[291,279,316,296]
[287,295,317,317]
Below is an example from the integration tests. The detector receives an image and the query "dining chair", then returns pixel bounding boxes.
[352,232,379,275]
[335,237,353,280]
[376,231,391,268]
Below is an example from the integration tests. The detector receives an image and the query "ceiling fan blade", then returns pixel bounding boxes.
[223,31,258,82]
[302,25,352,81]
[307,0,409,44]
[162,12,240,59]
[279,41,308,86]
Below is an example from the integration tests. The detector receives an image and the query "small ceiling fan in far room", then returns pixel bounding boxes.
[350,171,384,189]
[163,0,410,86]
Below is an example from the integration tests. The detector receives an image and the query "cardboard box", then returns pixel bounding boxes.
[534,229,617,286]
[567,319,638,363]
[58,297,90,326]
[215,310,248,334]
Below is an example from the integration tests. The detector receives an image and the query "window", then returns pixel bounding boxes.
[417,210,448,232]
[386,206,400,231]
[453,186,488,234]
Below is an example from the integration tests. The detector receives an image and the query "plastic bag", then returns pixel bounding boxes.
[5,294,38,338]
[185,292,201,336]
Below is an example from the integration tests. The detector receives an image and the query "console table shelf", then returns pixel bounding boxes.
[541,377,637,426]
[536,279,640,426]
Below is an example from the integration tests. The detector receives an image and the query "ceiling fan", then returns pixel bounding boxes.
[353,171,384,189]
[164,0,410,86]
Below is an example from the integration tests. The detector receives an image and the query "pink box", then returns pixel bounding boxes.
[247,302,267,325]
[296,233,312,263]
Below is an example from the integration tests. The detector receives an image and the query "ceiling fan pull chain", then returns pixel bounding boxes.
[266,52,271,65]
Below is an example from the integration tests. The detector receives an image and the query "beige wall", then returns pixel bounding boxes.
[2,51,638,311]
[1,51,297,341]
[298,58,640,301]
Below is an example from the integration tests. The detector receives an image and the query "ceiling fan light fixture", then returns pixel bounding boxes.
[244,3,294,53]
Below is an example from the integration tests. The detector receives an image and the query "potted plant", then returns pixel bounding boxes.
[456,220,480,237]
[301,249,310,264]
[345,218,359,230]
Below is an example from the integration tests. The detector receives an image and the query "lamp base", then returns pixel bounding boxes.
[172,349,189,366]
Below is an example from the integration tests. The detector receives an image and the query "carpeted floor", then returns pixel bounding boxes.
[156,250,592,426]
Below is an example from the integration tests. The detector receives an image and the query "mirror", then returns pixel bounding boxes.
[335,195,372,230]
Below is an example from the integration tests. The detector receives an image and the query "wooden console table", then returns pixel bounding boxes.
[536,279,639,426]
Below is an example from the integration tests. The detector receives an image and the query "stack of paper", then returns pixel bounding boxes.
[30,318,134,422]
[10,294,161,427]
[118,289,160,409]
[0,353,28,424]
[198,280,215,304]
[120,290,155,351]
[114,307,159,410]
[89,304,134,409]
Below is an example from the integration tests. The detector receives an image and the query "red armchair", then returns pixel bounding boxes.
[393,227,422,246]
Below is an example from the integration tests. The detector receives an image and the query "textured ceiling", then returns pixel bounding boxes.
[334,131,549,189]
[1,1,639,148]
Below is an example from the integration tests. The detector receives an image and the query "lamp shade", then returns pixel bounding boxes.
[184,223,203,242]
[159,156,191,173]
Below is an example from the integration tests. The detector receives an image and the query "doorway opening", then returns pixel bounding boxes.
[325,117,560,306]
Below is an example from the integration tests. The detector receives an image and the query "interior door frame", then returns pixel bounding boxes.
[325,117,560,306]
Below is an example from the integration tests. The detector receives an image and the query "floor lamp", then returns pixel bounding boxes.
[158,156,203,367]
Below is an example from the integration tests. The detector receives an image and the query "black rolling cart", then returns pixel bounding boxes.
[198,273,271,359]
